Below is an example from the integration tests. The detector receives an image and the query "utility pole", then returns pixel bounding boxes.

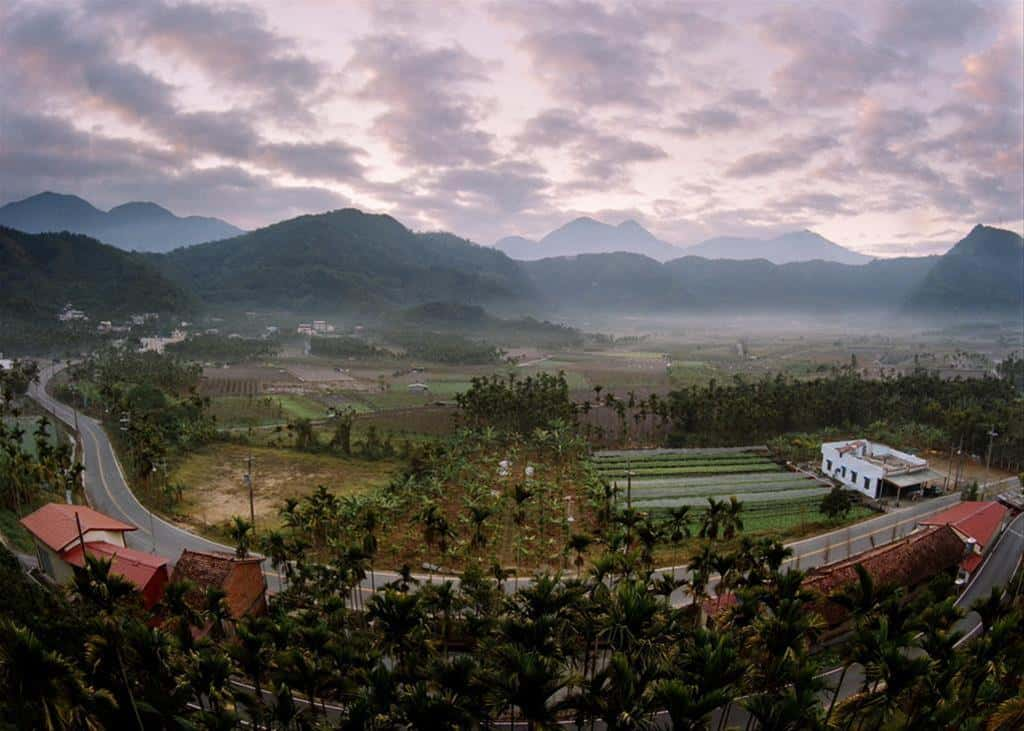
[985,425,998,483]
[244,453,255,528]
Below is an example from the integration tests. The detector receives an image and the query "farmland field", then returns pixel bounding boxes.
[592,447,842,533]
[209,394,328,428]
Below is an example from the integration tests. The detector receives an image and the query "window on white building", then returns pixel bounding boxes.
[864,476,870,491]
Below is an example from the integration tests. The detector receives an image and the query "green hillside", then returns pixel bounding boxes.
[905,225,1023,314]
[154,209,535,310]
[0,226,191,318]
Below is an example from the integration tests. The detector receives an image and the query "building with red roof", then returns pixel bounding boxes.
[171,549,267,636]
[920,501,1010,579]
[62,542,169,609]
[19,503,168,607]
[705,524,966,628]
[21,503,136,554]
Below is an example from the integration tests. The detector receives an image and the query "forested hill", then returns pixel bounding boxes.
[153,208,535,310]
[905,224,1024,314]
[0,227,192,317]
[524,225,1020,315]
[522,251,935,312]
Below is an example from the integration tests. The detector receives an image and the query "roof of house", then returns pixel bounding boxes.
[62,541,168,589]
[172,549,266,618]
[921,501,1009,550]
[803,524,965,626]
[885,469,946,487]
[20,503,136,553]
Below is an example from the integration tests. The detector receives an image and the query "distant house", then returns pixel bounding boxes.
[297,323,315,335]
[920,501,1010,579]
[820,439,945,499]
[408,382,430,393]
[58,304,87,322]
[20,503,169,608]
[171,549,267,633]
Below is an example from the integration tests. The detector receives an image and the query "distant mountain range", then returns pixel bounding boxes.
[496,218,873,265]
[495,217,684,262]
[0,196,1019,322]
[0,192,243,252]
[683,230,873,265]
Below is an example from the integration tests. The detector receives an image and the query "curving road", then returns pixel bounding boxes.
[27,362,1007,603]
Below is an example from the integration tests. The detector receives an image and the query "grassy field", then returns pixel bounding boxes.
[164,443,398,535]
[3,417,59,458]
[209,394,329,427]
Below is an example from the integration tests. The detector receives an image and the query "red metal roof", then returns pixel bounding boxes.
[961,553,983,575]
[20,503,136,552]
[62,541,169,609]
[921,501,1008,550]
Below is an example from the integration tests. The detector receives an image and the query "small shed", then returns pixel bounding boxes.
[407,382,430,393]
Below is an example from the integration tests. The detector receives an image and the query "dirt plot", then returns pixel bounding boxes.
[169,443,397,531]
[355,405,458,436]
[200,363,298,397]
[285,364,361,384]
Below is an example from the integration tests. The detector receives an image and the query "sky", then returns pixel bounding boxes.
[1,0,1021,257]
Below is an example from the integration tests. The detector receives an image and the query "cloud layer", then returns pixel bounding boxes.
[0,0,1020,255]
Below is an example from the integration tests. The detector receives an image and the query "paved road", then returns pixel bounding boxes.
[816,509,1024,716]
[28,364,288,590]
[27,362,999,605]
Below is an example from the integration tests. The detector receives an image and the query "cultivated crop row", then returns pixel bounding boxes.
[596,462,780,478]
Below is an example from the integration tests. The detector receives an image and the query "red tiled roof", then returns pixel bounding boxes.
[921,501,1008,550]
[803,524,965,626]
[20,503,136,552]
[171,549,267,619]
[62,541,169,609]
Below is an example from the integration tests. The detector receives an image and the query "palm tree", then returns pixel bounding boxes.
[567,533,593,573]
[229,515,253,558]
[651,678,728,731]
[700,498,726,540]
[159,579,200,650]
[468,503,493,556]
[687,544,716,607]
[664,505,692,566]
[0,620,114,731]
[824,562,898,724]
[231,617,271,722]
[260,529,292,588]
[487,644,566,730]
[202,586,233,641]
[721,496,743,539]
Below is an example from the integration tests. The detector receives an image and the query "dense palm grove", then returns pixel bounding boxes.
[3,504,1024,730]
[662,371,1022,471]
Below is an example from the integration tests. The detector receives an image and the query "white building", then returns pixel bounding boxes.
[297,323,315,335]
[821,439,945,499]
[58,304,87,322]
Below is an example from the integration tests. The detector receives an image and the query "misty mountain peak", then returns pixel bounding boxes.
[0,191,243,252]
